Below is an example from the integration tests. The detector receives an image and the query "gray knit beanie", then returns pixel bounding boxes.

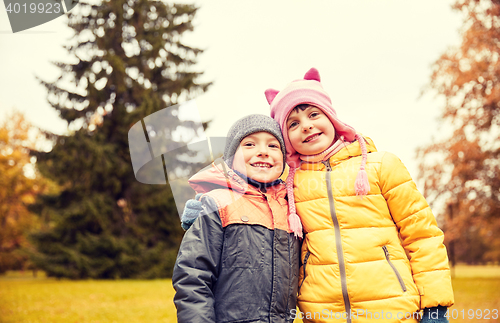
[223,114,286,171]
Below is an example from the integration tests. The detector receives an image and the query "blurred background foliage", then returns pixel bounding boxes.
[0,112,57,274]
[418,0,500,265]
[0,0,499,281]
[13,0,209,279]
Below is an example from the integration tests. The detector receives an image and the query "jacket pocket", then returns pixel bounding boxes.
[382,246,407,292]
[298,251,311,294]
[221,225,266,269]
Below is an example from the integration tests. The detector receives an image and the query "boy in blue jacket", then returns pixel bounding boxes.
[172,114,300,323]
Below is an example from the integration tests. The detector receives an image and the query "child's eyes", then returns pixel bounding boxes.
[243,142,254,147]
[288,121,298,129]
[310,112,320,118]
[269,144,280,149]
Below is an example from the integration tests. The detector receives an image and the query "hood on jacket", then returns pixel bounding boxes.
[189,158,287,197]
[188,158,287,213]
[188,159,250,195]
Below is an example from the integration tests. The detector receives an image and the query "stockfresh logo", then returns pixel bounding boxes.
[128,100,243,219]
[2,0,79,33]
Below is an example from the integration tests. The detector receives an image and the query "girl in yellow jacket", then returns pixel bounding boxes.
[265,68,454,323]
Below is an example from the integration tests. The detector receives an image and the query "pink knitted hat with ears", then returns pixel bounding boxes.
[265,68,370,238]
[266,68,357,168]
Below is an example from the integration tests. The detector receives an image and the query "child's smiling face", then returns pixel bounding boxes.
[286,105,336,156]
[232,132,284,183]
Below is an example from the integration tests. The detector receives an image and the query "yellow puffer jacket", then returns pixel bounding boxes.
[294,137,454,323]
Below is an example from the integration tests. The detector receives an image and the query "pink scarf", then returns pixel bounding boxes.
[299,136,349,163]
[286,133,369,239]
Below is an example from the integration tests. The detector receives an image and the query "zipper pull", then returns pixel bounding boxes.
[322,160,332,171]
[382,245,390,258]
[304,251,311,264]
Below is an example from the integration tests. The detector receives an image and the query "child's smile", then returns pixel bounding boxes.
[287,105,336,155]
[250,162,273,168]
[303,133,322,143]
[232,132,284,183]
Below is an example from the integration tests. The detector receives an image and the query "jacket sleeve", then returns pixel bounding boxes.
[172,196,223,323]
[379,152,454,309]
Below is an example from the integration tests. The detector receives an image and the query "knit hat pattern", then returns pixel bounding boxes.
[223,114,286,171]
[265,67,356,168]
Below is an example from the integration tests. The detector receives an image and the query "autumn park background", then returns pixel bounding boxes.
[1,0,499,322]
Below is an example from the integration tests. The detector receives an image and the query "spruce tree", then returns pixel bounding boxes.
[29,0,210,279]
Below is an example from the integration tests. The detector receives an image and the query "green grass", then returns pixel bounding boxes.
[448,265,500,323]
[0,271,176,323]
[452,264,500,278]
[1,265,499,323]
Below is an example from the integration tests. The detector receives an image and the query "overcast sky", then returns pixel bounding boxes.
[0,0,463,181]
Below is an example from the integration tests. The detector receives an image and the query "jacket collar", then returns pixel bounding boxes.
[300,135,377,171]
[188,158,287,199]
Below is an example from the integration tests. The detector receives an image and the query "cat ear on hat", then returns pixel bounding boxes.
[266,68,319,105]
[304,68,321,82]
[265,89,279,104]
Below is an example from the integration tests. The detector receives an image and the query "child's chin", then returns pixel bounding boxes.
[250,173,280,183]
[303,147,326,155]
[261,178,280,183]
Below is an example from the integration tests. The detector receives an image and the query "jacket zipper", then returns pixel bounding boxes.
[323,160,352,323]
[298,251,311,294]
[382,246,407,292]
